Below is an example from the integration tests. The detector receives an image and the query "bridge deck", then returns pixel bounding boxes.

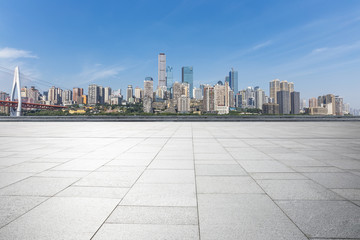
[0,122,359,240]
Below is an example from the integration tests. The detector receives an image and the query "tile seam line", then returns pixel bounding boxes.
[0,135,140,231]
[89,123,181,240]
[214,135,311,240]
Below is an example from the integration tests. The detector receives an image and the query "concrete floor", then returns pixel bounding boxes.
[0,122,359,240]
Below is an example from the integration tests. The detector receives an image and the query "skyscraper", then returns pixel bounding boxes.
[134,87,143,100]
[88,84,99,105]
[255,88,265,109]
[144,77,154,99]
[229,68,238,94]
[203,85,215,112]
[166,66,173,89]
[182,66,193,98]
[269,79,280,104]
[277,90,290,114]
[158,53,166,88]
[73,88,83,104]
[104,87,112,104]
[291,91,300,114]
[126,85,133,102]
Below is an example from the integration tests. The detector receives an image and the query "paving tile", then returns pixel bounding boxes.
[56,186,128,199]
[277,200,360,238]
[92,224,199,240]
[303,172,360,188]
[0,196,47,228]
[0,197,118,240]
[239,160,294,173]
[257,180,343,200]
[148,160,194,169]
[250,172,307,180]
[138,170,195,184]
[198,194,307,240]
[0,162,60,173]
[74,171,141,187]
[107,206,198,225]
[0,177,77,196]
[120,183,196,207]
[0,173,32,189]
[197,176,263,194]
[195,164,247,176]
[331,189,360,200]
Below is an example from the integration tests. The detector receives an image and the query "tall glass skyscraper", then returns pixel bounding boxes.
[182,66,193,98]
[229,68,238,94]
[158,53,166,88]
[166,66,173,89]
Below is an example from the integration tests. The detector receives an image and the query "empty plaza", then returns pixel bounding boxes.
[0,121,359,240]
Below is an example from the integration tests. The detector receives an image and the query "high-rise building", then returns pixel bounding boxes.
[177,95,190,113]
[144,77,154,99]
[318,94,335,115]
[182,66,193,98]
[166,66,173,89]
[126,85,133,102]
[277,90,290,114]
[104,87,112,104]
[262,103,279,114]
[229,68,238,94]
[300,99,307,110]
[291,91,300,114]
[88,84,99,105]
[48,86,61,105]
[309,97,317,108]
[255,88,265,109]
[193,88,203,100]
[134,87,143,100]
[62,89,72,104]
[269,79,280,104]
[98,86,104,104]
[335,96,344,116]
[158,53,166,88]
[73,88,84,104]
[203,85,215,112]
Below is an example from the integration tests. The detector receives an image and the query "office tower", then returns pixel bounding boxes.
[203,85,215,112]
[144,77,154,99]
[262,103,280,114]
[181,82,190,97]
[309,98,317,108]
[134,87,143,100]
[225,76,229,84]
[214,84,226,108]
[73,88,83,104]
[158,53,166,88]
[318,94,335,115]
[126,85,133,102]
[300,99,307,110]
[166,66,173,89]
[48,86,62,105]
[193,88,202,100]
[97,86,104,104]
[88,84,99,105]
[177,95,190,113]
[288,82,294,93]
[182,66,193,98]
[104,87,112,104]
[229,68,238,94]
[255,88,265,109]
[280,80,289,91]
[269,79,280,104]
[277,90,290,114]
[62,90,72,104]
[291,91,300,114]
[172,82,182,102]
[335,96,344,116]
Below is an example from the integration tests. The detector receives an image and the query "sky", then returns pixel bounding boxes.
[0,0,360,108]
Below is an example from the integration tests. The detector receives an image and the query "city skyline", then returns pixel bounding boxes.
[0,0,360,108]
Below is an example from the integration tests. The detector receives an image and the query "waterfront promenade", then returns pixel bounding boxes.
[0,122,359,239]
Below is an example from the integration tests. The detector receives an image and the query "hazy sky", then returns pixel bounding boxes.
[0,0,360,108]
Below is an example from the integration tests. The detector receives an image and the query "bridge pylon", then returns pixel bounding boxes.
[10,66,22,117]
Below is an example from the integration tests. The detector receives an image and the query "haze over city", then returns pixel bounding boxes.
[0,0,360,108]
